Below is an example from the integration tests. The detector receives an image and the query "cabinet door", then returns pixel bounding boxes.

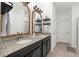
[32,46,42,57]
[47,40,50,53]
[47,37,51,53]
[43,42,47,57]
[49,38,51,50]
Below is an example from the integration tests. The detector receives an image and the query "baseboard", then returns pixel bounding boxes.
[50,42,56,52]
[77,48,79,50]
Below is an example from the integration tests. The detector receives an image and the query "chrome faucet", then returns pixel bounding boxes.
[21,32,24,38]
[16,32,24,40]
[16,32,20,40]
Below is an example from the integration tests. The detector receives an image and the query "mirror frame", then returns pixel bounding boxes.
[32,10,43,34]
[0,15,2,33]
[1,2,30,38]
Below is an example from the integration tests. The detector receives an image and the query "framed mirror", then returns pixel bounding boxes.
[1,2,30,38]
[32,11,43,35]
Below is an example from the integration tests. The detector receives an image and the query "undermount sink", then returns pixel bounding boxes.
[16,39,33,44]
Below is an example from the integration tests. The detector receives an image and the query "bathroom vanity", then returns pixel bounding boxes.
[7,35,51,57]
[0,35,51,57]
[0,2,51,57]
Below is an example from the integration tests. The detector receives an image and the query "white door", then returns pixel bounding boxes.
[65,20,71,43]
[57,20,71,43]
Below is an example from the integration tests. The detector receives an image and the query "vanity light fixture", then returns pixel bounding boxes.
[38,9,41,12]
[33,5,37,9]
[33,5,43,13]
[25,2,30,4]
[22,2,30,6]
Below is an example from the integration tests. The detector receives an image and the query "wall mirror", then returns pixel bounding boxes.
[32,10,43,35]
[1,2,30,38]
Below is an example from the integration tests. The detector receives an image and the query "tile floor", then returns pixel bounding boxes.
[47,42,79,57]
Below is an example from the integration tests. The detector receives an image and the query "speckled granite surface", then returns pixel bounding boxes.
[0,34,50,57]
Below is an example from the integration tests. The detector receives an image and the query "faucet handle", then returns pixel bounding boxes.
[21,32,24,38]
[20,32,22,38]
[16,32,20,39]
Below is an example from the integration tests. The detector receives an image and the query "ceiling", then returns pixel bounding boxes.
[54,2,79,11]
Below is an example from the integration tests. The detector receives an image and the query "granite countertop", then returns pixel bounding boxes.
[0,34,50,57]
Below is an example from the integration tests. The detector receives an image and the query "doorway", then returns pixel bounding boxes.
[57,20,71,43]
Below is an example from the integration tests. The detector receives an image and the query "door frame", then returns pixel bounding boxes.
[76,17,79,48]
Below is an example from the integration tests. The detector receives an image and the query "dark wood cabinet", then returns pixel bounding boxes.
[42,36,51,57]
[7,35,51,57]
[32,46,42,57]
[47,36,51,53]
[47,40,50,53]
[43,42,47,57]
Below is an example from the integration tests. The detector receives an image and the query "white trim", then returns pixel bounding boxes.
[77,48,79,50]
